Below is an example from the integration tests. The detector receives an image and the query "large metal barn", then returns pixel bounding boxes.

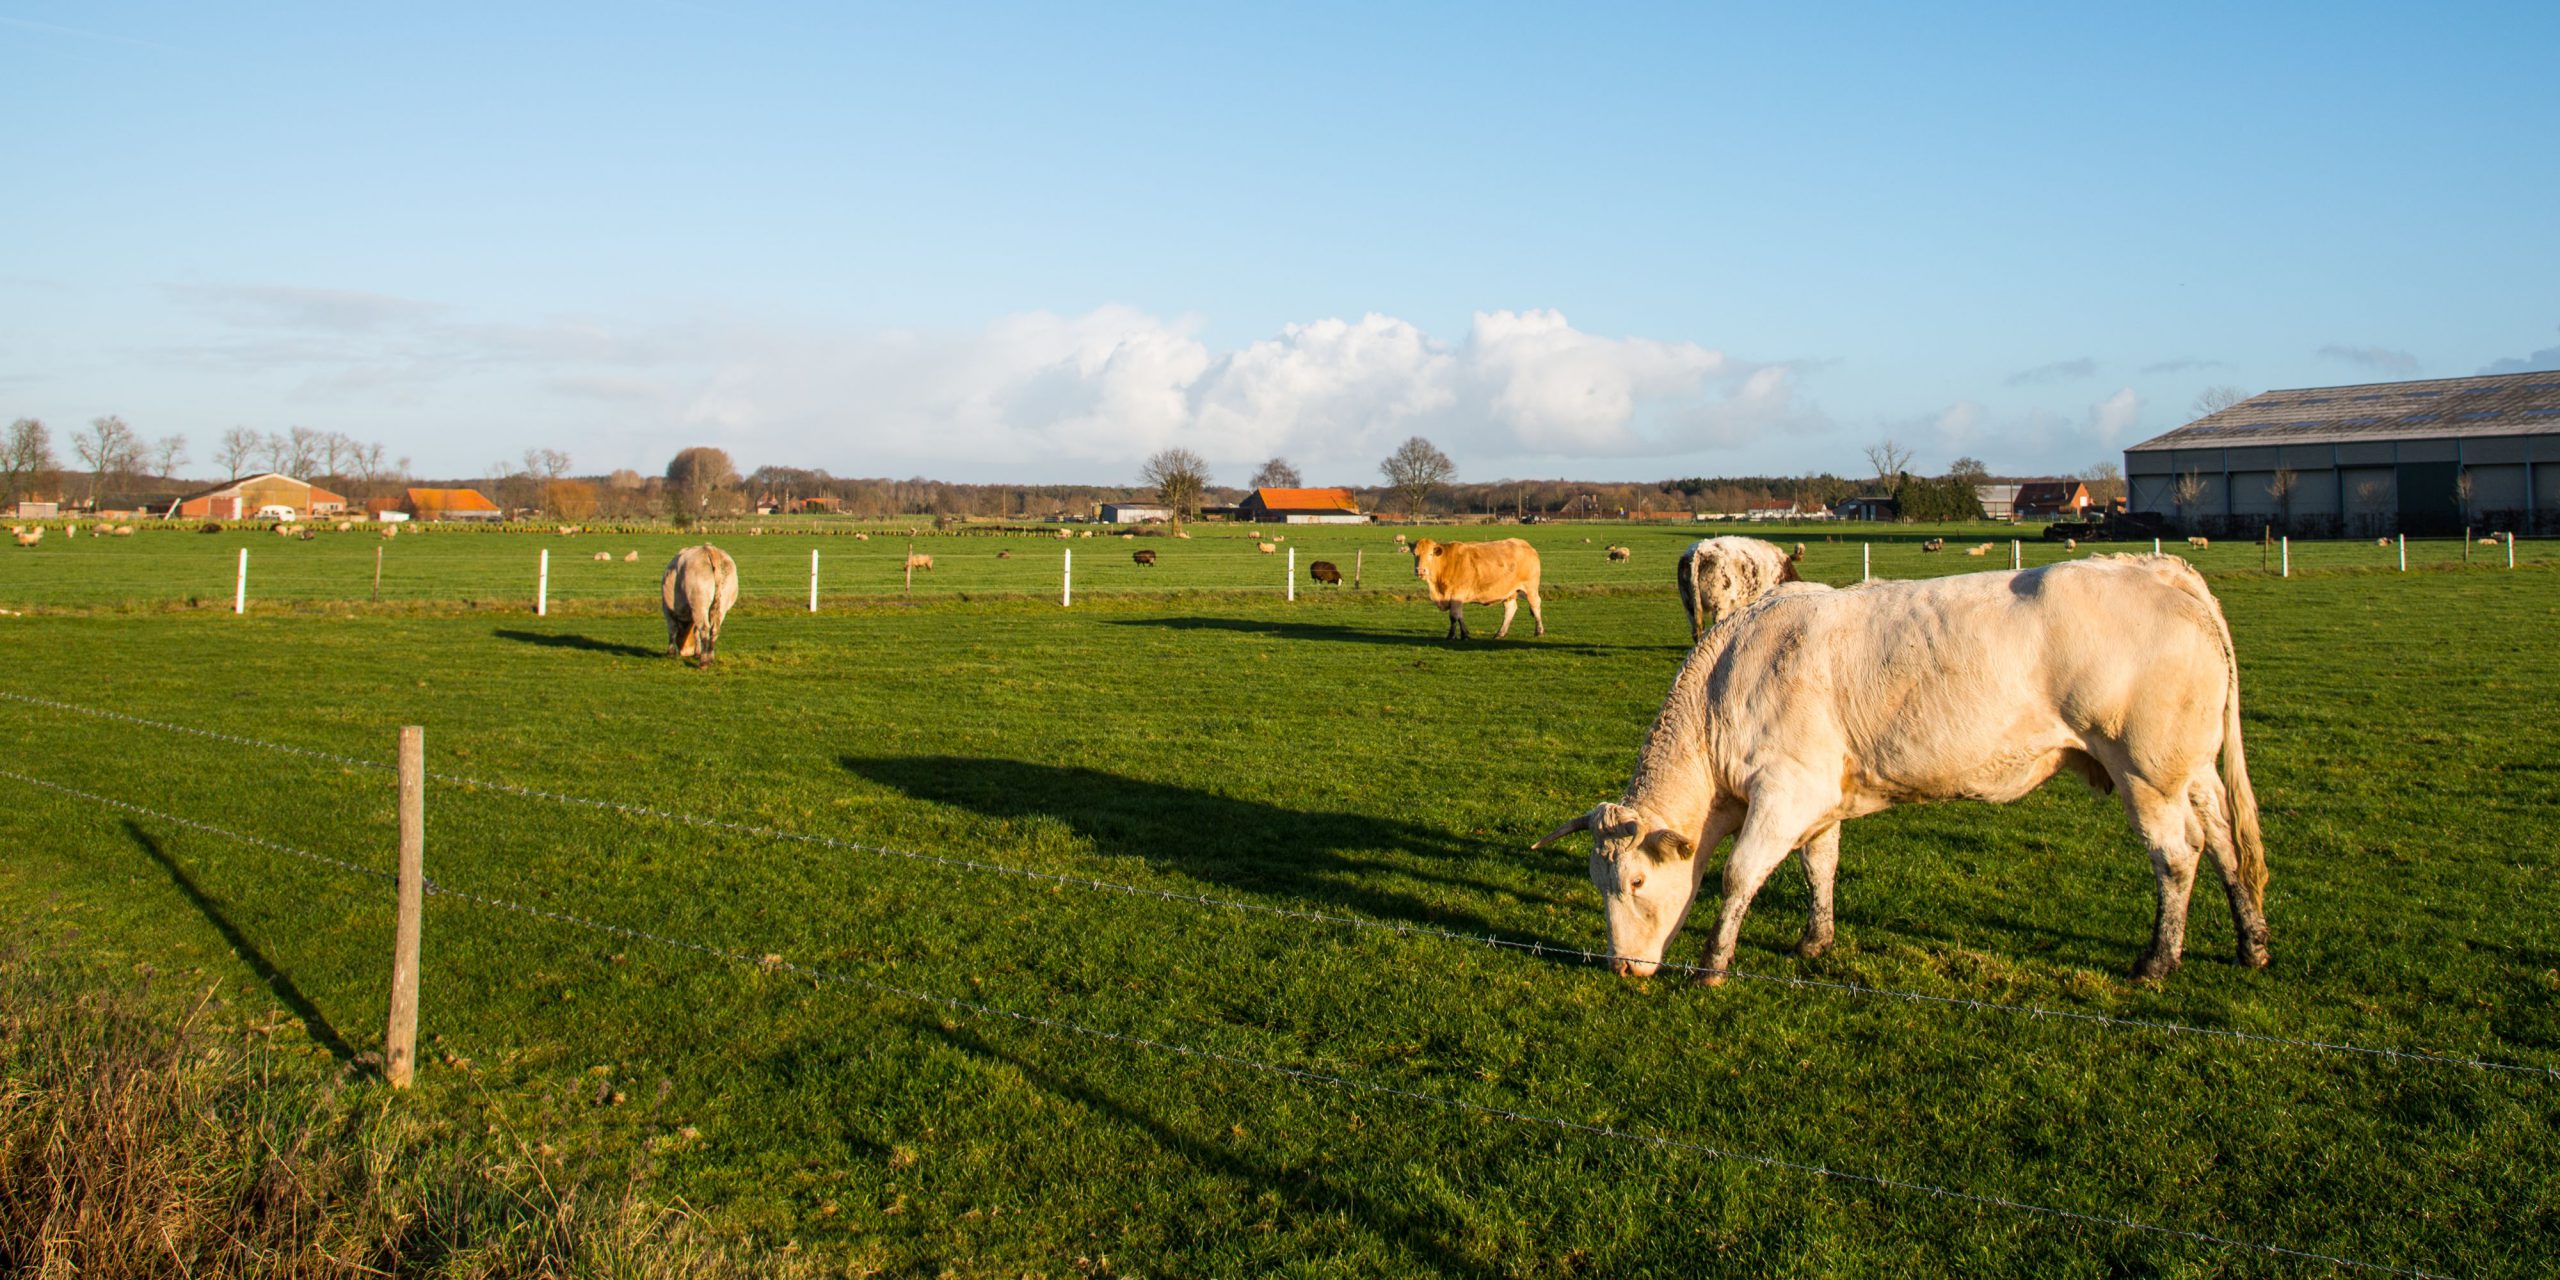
[2125,371,2560,537]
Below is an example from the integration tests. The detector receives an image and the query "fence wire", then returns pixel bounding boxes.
[0,764,2459,1280]
[4,686,2554,1081]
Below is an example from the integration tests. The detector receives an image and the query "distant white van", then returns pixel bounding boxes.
[255,504,299,522]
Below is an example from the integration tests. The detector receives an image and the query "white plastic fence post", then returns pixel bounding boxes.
[1287,546,1296,601]
[2011,540,2021,570]
[1062,547,1072,608]
[233,547,247,614]
[2153,537,2161,556]
[809,548,819,612]
[2398,534,2406,572]
[536,549,549,616]
[1862,543,1870,582]
[2508,532,2516,568]
[2281,536,2289,577]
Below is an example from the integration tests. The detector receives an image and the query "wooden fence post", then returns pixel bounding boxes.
[1354,548,1363,590]
[1287,546,1295,601]
[904,541,913,596]
[386,725,424,1089]
[373,544,383,603]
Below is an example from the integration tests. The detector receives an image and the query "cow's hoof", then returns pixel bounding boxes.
[1794,936,1833,960]
[2237,945,2271,969]
[2132,954,2181,982]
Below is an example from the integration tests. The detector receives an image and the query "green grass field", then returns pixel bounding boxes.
[1,518,2546,612]
[3,543,2556,1276]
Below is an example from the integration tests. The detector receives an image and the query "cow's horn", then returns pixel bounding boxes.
[1531,810,1598,850]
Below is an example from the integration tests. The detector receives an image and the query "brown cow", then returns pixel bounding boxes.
[1409,538,1544,639]
[661,545,741,666]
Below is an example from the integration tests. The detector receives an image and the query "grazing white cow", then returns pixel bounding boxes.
[1536,555,2266,984]
[661,545,740,666]
[1674,537,1803,642]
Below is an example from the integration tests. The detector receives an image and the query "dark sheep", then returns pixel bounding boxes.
[1922,538,1945,553]
[1309,560,1342,585]
[1132,548,1158,567]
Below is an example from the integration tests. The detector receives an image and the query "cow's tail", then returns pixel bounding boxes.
[2213,601,2266,913]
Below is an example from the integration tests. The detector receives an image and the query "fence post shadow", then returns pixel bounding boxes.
[120,818,358,1063]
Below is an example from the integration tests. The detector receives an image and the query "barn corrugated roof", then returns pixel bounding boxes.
[2127,371,2560,452]
[1248,487,1360,511]
[405,487,500,512]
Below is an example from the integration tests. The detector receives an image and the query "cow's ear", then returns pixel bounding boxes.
[1640,827,1696,861]
[1431,544,1446,556]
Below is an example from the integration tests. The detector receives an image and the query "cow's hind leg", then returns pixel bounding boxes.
[2192,778,2270,968]
[1525,586,1545,637]
[2124,780,2204,981]
[1795,824,1842,959]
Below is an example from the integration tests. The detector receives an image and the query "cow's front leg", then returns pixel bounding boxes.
[1698,818,1803,986]
[1446,603,1467,640]
[1496,595,1519,639]
[1795,824,1841,959]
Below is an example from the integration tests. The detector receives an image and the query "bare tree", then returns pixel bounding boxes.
[1380,436,1456,517]
[2265,469,2298,529]
[1140,447,1211,527]
[2172,469,2209,526]
[2192,385,2253,417]
[2452,468,2474,515]
[284,426,322,476]
[218,426,259,479]
[665,446,742,521]
[151,434,189,482]
[74,416,142,508]
[261,432,293,473]
[1945,456,1990,484]
[2081,461,2125,507]
[523,447,572,513]
[3,417,56,510]
[1863,438,1915,488]
[1249,457,1302,489]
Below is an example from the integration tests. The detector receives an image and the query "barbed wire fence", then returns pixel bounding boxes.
[1,691,2534,1277]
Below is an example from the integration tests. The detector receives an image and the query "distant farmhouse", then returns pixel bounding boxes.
[166,473,348,521]
[400,487,503,522]
[2126,371,2560,536]
[1832,496,1895,522]
[1238,487,1366,524]
[2014,480,2091,519]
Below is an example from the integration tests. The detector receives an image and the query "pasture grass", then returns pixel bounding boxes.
[1,517,2548,613]
[2,566,2555,1276]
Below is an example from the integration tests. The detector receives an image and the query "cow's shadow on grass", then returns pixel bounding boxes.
[1102,615,1669,656]
[492,628,663,660]
[121,820,356,1063]
[840,755,1583,950]
[919,1018,1507,1278]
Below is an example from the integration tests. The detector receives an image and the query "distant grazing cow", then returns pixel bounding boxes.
[2189,537,2210,549]
[1132,548,1157,567]
[661,545,741,666]
[1922,538,1945,553]
[1606,545,1631,562]
[905,553,934,572]
[1309,560,1342,586]
[1409,538,1544,639]
[1675,537,1802,642]
[1534,554,2265,985]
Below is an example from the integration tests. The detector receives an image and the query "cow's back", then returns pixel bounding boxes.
[1703,558,2228,797]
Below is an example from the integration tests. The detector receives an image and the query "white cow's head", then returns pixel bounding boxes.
[1534,802,1703,977]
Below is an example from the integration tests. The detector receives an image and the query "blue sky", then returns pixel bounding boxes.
[6,1,2557,485]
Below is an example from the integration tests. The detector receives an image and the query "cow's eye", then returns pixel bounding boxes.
[1629,875,1647,891]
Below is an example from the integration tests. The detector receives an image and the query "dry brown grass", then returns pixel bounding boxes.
[0,950,816,1280]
